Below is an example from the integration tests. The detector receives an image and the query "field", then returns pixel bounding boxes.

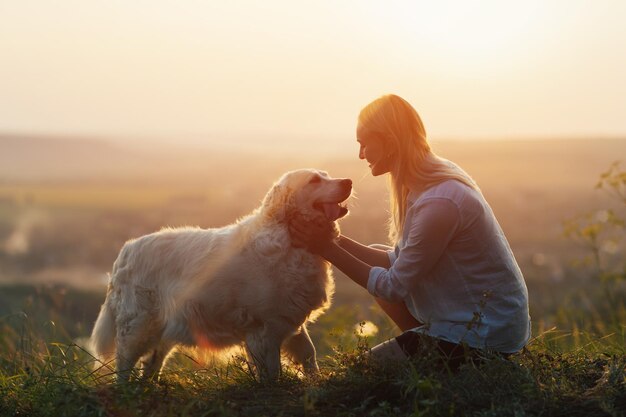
[1,135,625,416]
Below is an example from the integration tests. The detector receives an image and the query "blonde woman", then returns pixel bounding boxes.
[290,94,530,369]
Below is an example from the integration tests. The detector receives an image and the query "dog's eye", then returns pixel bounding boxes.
[309,176,321,184]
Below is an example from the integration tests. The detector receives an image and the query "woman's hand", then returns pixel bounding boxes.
[288,213,338,255]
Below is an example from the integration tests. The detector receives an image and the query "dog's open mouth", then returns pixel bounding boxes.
[313,202,349,221]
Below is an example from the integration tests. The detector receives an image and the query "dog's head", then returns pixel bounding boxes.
[260,169,352,224]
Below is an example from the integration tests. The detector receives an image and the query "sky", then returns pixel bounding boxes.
[1,0,626,152]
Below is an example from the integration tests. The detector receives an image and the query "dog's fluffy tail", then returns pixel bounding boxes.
[90,300,116,366]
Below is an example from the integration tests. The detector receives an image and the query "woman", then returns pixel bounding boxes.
[290,94,530,368]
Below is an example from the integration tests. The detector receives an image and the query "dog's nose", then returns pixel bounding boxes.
[341,179,352,188]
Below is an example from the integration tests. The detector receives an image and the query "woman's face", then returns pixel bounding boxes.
[356,127,393,176]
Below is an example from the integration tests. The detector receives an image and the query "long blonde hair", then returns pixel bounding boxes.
[357,94,478,243]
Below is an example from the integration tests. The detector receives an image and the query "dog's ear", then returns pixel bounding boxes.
[260,183,296,221]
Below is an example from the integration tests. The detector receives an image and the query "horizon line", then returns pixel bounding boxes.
[2,129,626,145]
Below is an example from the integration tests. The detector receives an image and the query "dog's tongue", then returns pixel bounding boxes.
[322,203,341,221]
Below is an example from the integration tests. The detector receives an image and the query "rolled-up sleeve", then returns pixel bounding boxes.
[366,198,461,302]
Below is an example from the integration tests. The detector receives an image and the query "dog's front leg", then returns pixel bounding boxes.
[245,331,281,383]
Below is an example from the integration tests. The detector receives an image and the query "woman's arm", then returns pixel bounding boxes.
[289,220,384,289]
[290,198,459,302]
[289,216,423,331]
[367,198,460,302]
[310,198,460,304]
[336,235,391,268]
[289,217,390,267]
[319,242,422,330]
[318,241,371,289]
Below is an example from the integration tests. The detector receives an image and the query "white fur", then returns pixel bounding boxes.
[90,169,351,382]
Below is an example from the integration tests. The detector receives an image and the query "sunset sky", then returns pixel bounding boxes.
[1,0,625,152]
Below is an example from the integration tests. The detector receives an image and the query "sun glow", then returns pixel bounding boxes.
[372,1,547,72]
[354,321,379,338]
[1,1,625,140]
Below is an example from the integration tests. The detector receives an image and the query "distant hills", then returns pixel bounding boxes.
[1,133,625,191]
[0,135,149,181]
[433,137,626,191]
[0,134,276,184]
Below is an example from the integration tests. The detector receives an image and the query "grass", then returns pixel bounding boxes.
[1,314,625,417]
[1,283,625,416]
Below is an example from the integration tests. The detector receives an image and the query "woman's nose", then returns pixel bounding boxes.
[358,146,365,159]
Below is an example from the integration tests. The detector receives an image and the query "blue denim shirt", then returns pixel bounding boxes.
[367,180,531,353]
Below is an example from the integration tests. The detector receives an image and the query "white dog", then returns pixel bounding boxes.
[90,169,351,382]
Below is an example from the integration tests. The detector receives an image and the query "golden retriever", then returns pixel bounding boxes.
[90,169,351,382]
